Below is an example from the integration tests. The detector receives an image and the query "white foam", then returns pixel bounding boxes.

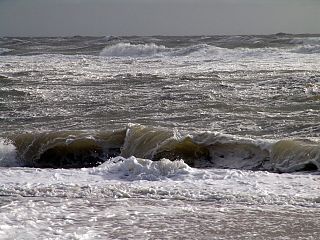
[0,139,19,167]
[0,163,319,206]
[91,156,191,181]
[100,43,167,57]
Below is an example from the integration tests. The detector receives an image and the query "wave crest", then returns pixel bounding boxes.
[2,124,320,173]
[11,130,125,168]
[100,43,167,57]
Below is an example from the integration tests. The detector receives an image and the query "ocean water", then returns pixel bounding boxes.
[0,34,320,239]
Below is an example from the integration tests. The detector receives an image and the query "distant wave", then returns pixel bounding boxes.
[293,45,320,54]
[1,124,319,173]
[99,42,231,58]
[173,43,225,56]
[290,37,320,54]
[0,48,12,55]
[2,35,320,57]
[290,37,320,46]
[100,43,167,57]
[104,35,118,41]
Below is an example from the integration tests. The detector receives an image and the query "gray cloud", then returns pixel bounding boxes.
[0,0,319,36]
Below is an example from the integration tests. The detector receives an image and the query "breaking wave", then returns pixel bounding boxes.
[8,130,126,168]
[0,138,18,167]
[1,124,320,173]
[100,43,167,57]
[99,42,227,58]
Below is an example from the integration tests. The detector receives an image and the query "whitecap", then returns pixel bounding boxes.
[100,42,167,57]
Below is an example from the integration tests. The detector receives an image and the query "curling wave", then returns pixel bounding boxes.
[1,124,320,172]
[9,130,126,168]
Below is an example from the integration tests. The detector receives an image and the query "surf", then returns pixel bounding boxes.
[1,124,319,173]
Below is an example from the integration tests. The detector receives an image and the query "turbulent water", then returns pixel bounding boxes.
[0,34,320,239]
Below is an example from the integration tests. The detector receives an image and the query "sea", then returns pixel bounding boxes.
[0,34,319,239]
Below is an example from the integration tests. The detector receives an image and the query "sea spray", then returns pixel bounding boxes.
[0,138,18,167]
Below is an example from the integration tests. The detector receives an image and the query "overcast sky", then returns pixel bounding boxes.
[0,0,319,36]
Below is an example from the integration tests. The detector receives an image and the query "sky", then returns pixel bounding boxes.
[0,0,320,36]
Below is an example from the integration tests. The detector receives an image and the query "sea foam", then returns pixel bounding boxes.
[91,156,191,181]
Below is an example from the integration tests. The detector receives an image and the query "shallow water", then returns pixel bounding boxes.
[1,163,320,239]
[2,197,320,240]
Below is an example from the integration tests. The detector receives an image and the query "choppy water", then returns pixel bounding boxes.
[0,34,320,239]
